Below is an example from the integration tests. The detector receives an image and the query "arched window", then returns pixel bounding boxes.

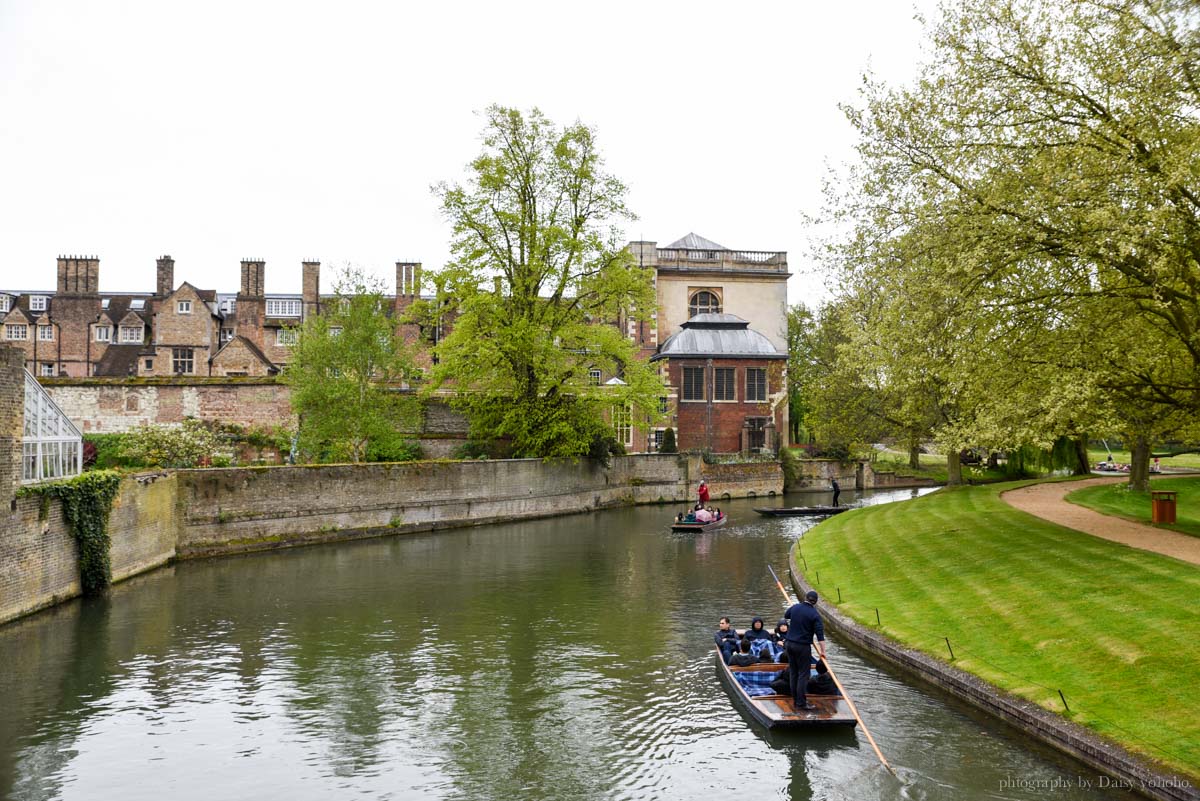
[688,290,721,318]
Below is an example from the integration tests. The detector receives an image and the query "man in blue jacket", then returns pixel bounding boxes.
[783,590,827,711]
[714,616,739,663]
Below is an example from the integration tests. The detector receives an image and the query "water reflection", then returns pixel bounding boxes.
[0,488,1143,800]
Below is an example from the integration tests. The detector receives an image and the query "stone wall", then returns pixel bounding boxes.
[785,457,940,491]
[703,460,785,499]
[174,454,703,557]
[1,345,23,502]
[0,475,177,625]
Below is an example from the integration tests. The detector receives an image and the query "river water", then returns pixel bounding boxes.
[0,487,1143,801]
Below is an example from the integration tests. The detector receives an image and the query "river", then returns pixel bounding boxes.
[0,487,1142,800]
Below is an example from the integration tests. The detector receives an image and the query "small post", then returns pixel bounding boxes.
[837,587,842,603]
[1058,690,1070,712]
[944,637,955,660]
[875,608,881,626]
[815,570,820,584]
[802,555,808,570]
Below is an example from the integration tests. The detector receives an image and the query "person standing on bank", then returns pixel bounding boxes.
[831,479,841,507]
[698,480,710,507]
[784,590,827,711]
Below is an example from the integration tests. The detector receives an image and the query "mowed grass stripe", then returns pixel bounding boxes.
[799,483,1200,778]
[1067,477,1200,538]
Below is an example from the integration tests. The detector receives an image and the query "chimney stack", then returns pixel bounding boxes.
[156,255,175,298]
[396,261,420,299]
[240,259,265,297]
[302,260,320,316]
[56,255,100,295]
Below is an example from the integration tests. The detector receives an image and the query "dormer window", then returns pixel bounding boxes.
[266,299,301,317]
[30,296,48,312]
[177,300,192,314]
[0,295,10,312]
[95,325,112,342]
[120,325,142,343]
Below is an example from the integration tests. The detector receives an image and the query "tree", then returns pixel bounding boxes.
[283,266,419,463]
[429,106,665,458]
[660,427,677,454]
[827,0,1200,487]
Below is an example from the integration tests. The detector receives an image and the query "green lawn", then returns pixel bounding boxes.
[1067,477,1200,539]
[1087,446,1200,471]
[798,482,1200,780]
[870,448,1007,484]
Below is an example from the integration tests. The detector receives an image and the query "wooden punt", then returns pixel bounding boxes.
[753,506,848,518]
[715,650,858,729]
[670,514,727,532]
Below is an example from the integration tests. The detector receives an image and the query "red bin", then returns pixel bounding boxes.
[1151,490,1177,524]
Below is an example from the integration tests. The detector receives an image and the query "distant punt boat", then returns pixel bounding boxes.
[670,514,727,532]
[715,649,857,729]
[753,506,848,517]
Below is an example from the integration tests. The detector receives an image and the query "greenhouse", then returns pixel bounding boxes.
[22,370,82,483]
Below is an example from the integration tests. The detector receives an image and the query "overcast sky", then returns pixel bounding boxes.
[0,1,938,304]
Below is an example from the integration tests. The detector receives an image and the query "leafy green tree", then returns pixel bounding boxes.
[119,418,226,468]
[430,106,664,457]
[284,266,419,463]
[660,427,677,454]
[825,0,1200,487]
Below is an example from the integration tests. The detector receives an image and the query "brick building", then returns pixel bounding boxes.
[1,256,428,379]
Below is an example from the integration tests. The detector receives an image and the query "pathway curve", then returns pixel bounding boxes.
[1001,477,1200,566]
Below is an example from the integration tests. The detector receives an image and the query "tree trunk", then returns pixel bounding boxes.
[909,441,921,469]
[1129,435,1151,492]
[987,451,999,470]
[1072,435,1091,476]
[947,449,963,485]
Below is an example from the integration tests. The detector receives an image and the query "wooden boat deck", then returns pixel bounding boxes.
[671,515,727,532]
[753,506,848,518]
[716,652,858,729]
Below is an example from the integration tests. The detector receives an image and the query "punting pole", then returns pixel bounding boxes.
[768,564,897,778]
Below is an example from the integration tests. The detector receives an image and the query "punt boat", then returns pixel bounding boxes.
[753,506,848,518]
[715,649,857,729]
[670,513,727,532]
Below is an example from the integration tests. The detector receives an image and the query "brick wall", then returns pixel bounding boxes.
[0,345,24,503]
[0,475,177,625]
[667,358,786,453]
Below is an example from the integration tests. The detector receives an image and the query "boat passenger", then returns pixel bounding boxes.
[728,638,757,667]
[744,617,771,642]
[694,507,713,523]
[714,617,739,663]
[772,619,790,644]
[807,659,837,696]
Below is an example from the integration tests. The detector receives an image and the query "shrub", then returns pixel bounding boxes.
[84,433,140,470]
[660,427,678,454]
[366,436,424,463]
[118,418,228,469]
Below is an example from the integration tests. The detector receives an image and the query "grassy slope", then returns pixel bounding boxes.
[799,482,1200,779]
[1067,477,1200,539]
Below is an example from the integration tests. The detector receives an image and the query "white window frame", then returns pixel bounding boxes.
[266,299,302,317]
[681,366,706,402]
[6,323,28,340]
[94,325,112,342]
[714,367,737,402]
[120,325,142,343]
[40,362,55,376]
[277,329,298,346]
[38,325,54,341]
[220,328,234,343]
[613,404,633,449]
[589,368,602,385]
[0,295,10,312]
[22,371,82,483]
[329,326,343,338]
[177,300,192,314]
[30,296,48,312]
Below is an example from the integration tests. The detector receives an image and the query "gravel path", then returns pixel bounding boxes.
[1001,477,1200,566]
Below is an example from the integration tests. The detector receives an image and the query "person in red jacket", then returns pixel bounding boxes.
[698,480,710,506]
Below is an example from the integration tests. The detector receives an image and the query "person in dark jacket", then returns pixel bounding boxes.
[783,590,827,711]
[728,638,757,667]
[744,617,771,642]
[831,479,841,507]
[772,619,789,644]
[714,617,739,663]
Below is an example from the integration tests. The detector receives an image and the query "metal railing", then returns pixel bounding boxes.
[655,248,787,270]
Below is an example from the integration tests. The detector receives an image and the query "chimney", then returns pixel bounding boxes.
[156,255,175,298]
[56,255,100,295]
[240,259,265,297]
[302,260,320,316]
[395,261,420,312]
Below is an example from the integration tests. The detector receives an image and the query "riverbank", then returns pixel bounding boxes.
[792,482,1199,796]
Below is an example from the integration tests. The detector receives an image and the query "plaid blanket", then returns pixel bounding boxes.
[733,668,785,697]
[750,639,783,661]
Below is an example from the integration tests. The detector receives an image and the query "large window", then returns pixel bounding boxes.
[0,294,10,312]
[120,325,143,343]
[30,296,47,312]
[266,299,302,317]
[277,329,298,346]
[746,368,767,402]
[613,405,632,448]
[172,347,195,374]
[6,324,28,340]
[714,368,736,401]
[688,290,721,318]
[38,325,54,341]
[682,366,705,401]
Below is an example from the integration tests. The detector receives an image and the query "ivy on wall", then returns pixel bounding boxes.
[18,470,122,595]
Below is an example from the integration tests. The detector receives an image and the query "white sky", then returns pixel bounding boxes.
[0,1,937,305]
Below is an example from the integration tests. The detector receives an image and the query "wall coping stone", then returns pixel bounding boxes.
[786,552,1198,801]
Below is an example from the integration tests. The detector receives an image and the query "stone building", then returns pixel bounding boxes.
[1,256,428,379]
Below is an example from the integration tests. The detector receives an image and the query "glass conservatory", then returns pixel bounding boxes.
[22,370,82,483]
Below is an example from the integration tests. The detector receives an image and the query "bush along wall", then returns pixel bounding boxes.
[18,471,122,594]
